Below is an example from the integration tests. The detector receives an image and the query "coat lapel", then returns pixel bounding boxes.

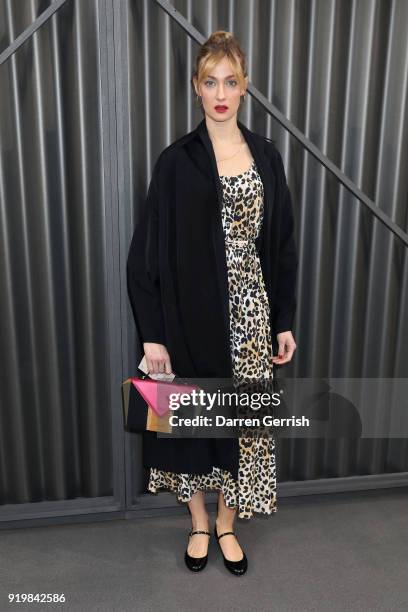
[195,119,231,351]
[237,119,275,256]
[192,117,275,349]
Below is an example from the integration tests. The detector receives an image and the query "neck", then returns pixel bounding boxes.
[205,114,243,145]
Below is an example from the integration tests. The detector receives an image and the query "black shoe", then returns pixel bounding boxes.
[184,529,211,572]
[214,524,248,576]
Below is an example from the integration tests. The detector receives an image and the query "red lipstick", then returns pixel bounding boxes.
[215,105,228,113]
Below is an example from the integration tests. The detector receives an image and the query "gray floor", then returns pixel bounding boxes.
[1,488,407,612]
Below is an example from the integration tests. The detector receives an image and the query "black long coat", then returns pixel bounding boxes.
[126,117,298,477]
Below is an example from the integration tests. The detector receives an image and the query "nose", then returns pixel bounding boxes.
[216,83,226,101]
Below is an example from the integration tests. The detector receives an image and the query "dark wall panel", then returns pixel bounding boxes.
[0,0,53,55]
[0,0,114,506]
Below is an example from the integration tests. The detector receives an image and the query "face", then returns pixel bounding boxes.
[194,56,248,122]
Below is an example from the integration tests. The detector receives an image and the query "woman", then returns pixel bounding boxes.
[126,31,298,576]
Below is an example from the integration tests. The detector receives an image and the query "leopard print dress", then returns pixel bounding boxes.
[147,159,277,519]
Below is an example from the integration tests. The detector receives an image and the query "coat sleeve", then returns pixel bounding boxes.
[272,149,298,335]
[126,159,166,345]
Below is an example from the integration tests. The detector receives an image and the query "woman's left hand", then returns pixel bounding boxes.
[272,331,297,364]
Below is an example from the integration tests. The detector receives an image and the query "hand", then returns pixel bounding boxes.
[272,331,297,365]
[143,342,173,374]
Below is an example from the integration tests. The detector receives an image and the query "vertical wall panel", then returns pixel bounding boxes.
[0,0,115,506]
[0,0,53,55]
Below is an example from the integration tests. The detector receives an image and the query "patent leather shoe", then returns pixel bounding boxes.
[214,524,248,576]
[184,529,211,572]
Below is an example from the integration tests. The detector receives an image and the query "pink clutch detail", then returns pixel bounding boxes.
[130,378,200,417]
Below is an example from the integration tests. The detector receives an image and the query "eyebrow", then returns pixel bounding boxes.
[206,75,237,80]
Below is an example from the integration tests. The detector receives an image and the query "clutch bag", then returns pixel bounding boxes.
[122,367,199,434]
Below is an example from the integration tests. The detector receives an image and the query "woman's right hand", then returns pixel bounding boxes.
[143,342,173,375]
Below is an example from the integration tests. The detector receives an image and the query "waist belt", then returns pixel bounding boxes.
[225,238,253,246]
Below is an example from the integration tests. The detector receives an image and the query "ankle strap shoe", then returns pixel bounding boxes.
[214,524,248,576]
[184,530,211,572]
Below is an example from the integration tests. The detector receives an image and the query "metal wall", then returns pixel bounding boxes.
[1,0,407,526]
[122,0,408,484]
[0,0,126,524]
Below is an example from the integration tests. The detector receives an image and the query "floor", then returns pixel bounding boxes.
[1,488,407,611]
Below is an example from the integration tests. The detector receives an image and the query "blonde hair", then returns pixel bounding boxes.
[191,30,248,92]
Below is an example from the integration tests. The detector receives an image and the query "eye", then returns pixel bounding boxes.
[227,80,238,87]
[204,80,215,87]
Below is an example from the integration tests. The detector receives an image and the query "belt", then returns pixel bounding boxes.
[225,238,253,246]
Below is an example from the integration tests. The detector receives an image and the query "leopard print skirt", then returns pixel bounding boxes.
[148,159,277,519]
